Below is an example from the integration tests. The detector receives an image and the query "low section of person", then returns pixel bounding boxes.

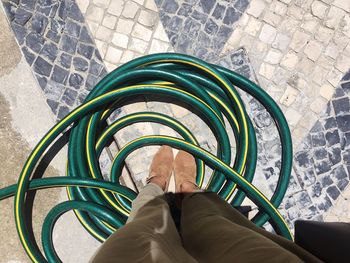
[91,146,322,263]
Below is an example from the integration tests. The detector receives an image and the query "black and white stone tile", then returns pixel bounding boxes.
[155,0,250,61]
[1,0,107,120]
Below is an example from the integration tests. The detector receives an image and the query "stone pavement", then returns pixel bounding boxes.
[1,0,350,261]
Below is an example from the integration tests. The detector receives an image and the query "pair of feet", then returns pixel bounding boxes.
[147,146,199,193]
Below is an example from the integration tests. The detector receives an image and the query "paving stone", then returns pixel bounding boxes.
[304,40,323,61]
[326,185,341,200]
[65,19,81,38]
[105,46,123,64]
[259,23,276,44]
[46,99,59,114]
[138,10,156,27]
[61,88,78,106]
[22,46,36,65]
[212,3,225,20]
[46,29,60,43]
[162,0,179,14]
[223,7,240,26]
[60,34,78,54]
[86,74,99,91]
[57,105,70,119]
[69,73,84,89]
[59,52,72,69]
[102,13,118,29]
[73,57,89,72]
[68,1,84,22]
[33,56,53,77]
[31,13,48,35]
[315,160,332,175]
[336,115,350,132]
[80,26,93,43]
[14,7,32,25]
[122,1,139,18]
[77,43,94,59]
[40,42,58,62]
[51,65,69,84]
[329,147,342,165]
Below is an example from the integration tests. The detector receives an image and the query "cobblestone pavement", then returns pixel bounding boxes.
[1,0,350,233]
[2,0,107,120]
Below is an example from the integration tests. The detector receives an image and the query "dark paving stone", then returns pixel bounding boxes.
[36,75,47,90]
[73,57,88,72]
[12,23,27,45]
[317,196,332,211]
[60,34,78,54]
[31,13,49,35]
[52,65,69,84]
[57,105,70,120]
[50,18,65,33]
[198,0,215,13]
[22,46,36,65]
[310,182,322,198]
[85,74,99,91]
[77,43,94,59]
[315,160,332,175]
[167,16,183,32]
[65,19,81,38]
[314,148,328,160]
[89,59,103,76]
[191,10,208,24]
[162,0,179,13]
[26,32,45,53]
[326,185,340,200]
[3,2,16,21]
[33,56,53,77]
[46,99,59,114]
[336,115,350,132]
[295,191,313,208]
[223,7,240,26]
[325,130,340,146]
[14,7,32,25]
[69,73,84,89]
[212,3,226,20]
[337,178,349,191]
[204,18,218,34]
[19,0,35,11]
[46,29,60,43]
[67,2,84,22]
[332,165,348,182]
[332,97,350,115]
[311,132,326,147]
[40,42,58,62]
[61,88,77,106]
[59,52,72,69]
[342,81,350,93]
[80,26,93,44]
[235,0,250,12]
[328,147,341,165]
[323,117,337,130]
[178,3,192,17]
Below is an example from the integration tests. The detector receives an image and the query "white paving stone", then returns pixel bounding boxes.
[264,49,283,64]
[112,32,129,48]
[129,37,148,53]
[333,0,350,12]
[116,18,135,34]
[325,6,346,29]
[105,46,123,64]
[304,40,323,61]
[102,14,118,29]
[108,0,124,16]
[154,22,170,41]
[280,86,299,106]
[311,0,329,19]
[149,39,170,53]
[145,0,158,11]
[310,97,327,113]
[93,0,111,9]
[335,53,350,72]
[259,63,275,79]
[272,33,290,51]
[319,83,335,100]
[122,1,139,18]
[315,26,334,44]
[247,0,266,18]
[138,9,157,27]
[76,0,89,14]
[86,5,105,23]
[245,17,262,36]
[289,30,310,52]
[120,50,136,63]
[95,26,114,42]
[132,23,153,41]
[259,23,277,44]
[280,51,299,70]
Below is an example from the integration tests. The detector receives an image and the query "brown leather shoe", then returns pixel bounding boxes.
[174,150,199,193]
[147,145,174,191]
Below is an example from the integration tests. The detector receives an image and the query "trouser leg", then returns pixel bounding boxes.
[180,192,321,263]
[91,184,197,263]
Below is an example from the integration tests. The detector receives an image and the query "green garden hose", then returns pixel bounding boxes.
[0,53,293,263]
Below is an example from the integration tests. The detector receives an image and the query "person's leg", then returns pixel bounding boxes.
[174,151,321,263]
[91,146,197,263]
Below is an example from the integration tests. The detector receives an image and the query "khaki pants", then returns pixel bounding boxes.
[91,184,322,263]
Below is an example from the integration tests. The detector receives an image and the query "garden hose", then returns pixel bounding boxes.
[0,53,293,263]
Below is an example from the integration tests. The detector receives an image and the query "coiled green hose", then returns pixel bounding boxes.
[0,53,293,263]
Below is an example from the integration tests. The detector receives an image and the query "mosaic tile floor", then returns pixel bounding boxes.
[1,0,350,244]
